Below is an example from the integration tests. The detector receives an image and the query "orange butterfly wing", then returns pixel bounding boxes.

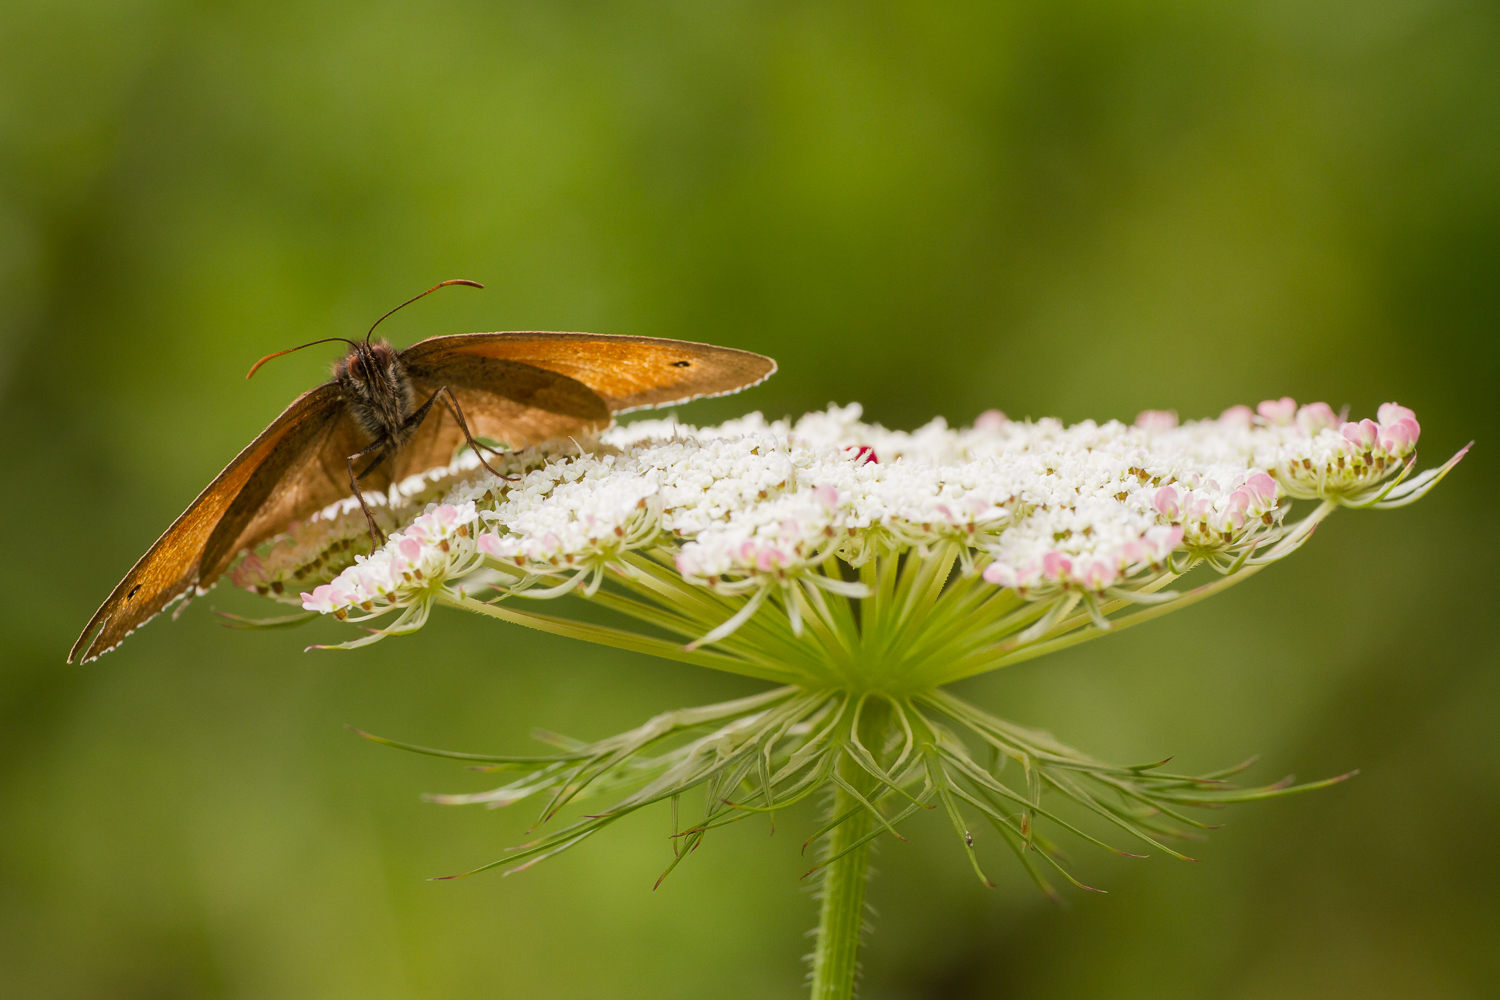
[70,385,349,663]
[398,332,777,414]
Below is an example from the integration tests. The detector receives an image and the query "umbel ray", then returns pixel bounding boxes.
[70,281,777,663]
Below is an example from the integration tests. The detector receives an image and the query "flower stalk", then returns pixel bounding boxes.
[811,761,876,1000]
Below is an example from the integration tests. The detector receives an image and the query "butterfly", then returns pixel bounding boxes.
[70,280,776,663]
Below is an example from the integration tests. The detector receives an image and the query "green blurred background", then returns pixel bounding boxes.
[2,2,1497,997]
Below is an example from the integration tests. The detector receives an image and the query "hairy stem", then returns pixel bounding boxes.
[810,758,876,1000]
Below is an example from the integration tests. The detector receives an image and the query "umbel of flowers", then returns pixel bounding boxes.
[232,398,1464,1000]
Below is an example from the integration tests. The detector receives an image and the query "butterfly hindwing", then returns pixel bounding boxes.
[394,352,612,480]
[198,396,371,582]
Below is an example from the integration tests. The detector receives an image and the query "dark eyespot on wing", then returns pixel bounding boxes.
[127,585,141,599]
[671,360,692,367]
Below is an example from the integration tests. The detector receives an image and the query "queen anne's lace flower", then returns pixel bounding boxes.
[249,396,1465,927]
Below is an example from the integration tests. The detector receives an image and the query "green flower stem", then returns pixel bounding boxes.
[810,756,876,1000]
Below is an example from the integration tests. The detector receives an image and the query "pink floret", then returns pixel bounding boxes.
[1341,419,1379,449]
[1296,402,1339,434]
[1257,397,1297,425]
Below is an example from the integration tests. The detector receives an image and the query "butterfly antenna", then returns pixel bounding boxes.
[246,337,362,379]
[365,279,484,345]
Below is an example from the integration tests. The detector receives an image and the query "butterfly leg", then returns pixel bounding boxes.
[345,442,389,548]
[405,386,520,482]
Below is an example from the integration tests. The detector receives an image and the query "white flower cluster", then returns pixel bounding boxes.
[301,502,482,618]
[255,397,1441,621]
[472,461,661,593]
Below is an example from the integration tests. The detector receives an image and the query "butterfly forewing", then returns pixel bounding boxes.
[70,385,348,663]
[399,332,777,414]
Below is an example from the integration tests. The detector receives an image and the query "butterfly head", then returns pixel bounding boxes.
[335,338,399,387]
[335,339,416,441]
